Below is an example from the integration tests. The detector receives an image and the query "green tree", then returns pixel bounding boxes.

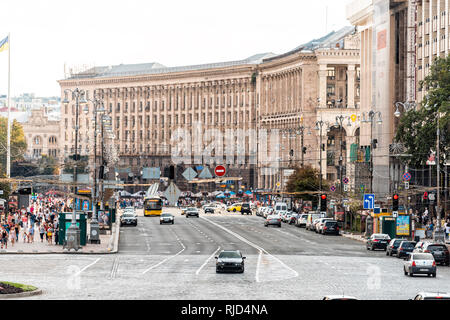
[0,117,27,175]
[285,165,328,201]
[395,55,450,167]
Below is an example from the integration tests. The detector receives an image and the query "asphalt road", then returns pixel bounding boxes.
[2,207,450,300]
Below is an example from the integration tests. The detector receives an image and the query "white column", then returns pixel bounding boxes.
[318,64,327,108]
[347,64,356,108]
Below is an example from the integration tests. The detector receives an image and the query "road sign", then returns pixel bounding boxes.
[0,190,3,195]
[182,167,197,181]
[343,177,349,184]
[276,182,281,188]
[214,165,226,177]
[428,193,435,201]
[402,172,411,181]
[404,181,409,189]
[344,185,348,192]
[164,182,181,206]
[363,194,375,209]
[198,167,213,179]
[351,114,357,122]
[330,185,336,192]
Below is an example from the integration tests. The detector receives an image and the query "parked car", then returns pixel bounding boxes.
[186,207,200,218]
[414,242,450,266]
[241,203,252,215]
[396,241,416,259]
[120,212,137,227]
[215,250,246,273]
[321,220,340,235]
[316,218,334,234]
[412,292,450,300]
[263,207,274,219]
[310,218,321,232]
[404,252,436,277]
[306,213,322,231]
[386,238,406,256]
[160,213,174,224]
[366,233,391,251]
[289,213,299,225]
[264,214,281,228]
[295,214,309,228]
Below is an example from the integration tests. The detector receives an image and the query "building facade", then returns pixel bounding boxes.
[58,27,361,193]
[22,108,61,160]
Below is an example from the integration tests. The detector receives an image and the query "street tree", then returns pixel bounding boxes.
[285,165,328,201]
[0,117,27,175]
[395,55,450,167]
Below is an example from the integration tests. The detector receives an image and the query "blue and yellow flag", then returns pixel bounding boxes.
[0,36,9,52]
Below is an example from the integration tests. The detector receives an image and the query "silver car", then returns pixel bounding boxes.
[295,214,308,228]
[404,253,436,277]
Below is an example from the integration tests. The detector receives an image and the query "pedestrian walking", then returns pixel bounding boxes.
[9,226,15,246]
[39,223,45,242]
[47,224,53,245]
[14,223,19,242]
[1,227,8,249]
[445,221,450,241]
[28,224,35,243]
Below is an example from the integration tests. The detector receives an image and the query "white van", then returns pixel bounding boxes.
[274,202,288,214]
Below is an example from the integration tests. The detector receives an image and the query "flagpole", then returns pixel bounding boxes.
[6,32,10,178]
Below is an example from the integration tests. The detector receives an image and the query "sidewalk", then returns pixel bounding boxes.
[340,232,368,243]
[0,221,120,254]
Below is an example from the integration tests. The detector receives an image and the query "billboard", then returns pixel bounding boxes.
[396,215,410,236]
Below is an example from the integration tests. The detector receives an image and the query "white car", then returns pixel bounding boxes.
[404,253,436,277]
[295,214,308,228]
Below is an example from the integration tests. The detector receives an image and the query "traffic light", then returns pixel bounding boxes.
[320,194,327,212]
[169,165,175,180]
[392,194,399,211]
[289,149,294,157]
[423,192,428,204]
[302,147,307,154]
[99,165,105,179]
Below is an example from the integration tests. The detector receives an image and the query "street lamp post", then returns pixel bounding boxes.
[335,115,352,193]
[315,120,330,192]
[63,88,87,251]
[361,110,382,194]
[84,95,105,244]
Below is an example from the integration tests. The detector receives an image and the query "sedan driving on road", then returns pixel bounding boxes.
[404,253,436,277]
[412,292,450,300]
[264,215,281,228]
[316,218,334,234]
[160,213,174,224]
[321,220,340,235]
[386,238,405,256]
[414,242,450,266]
[366,233,391,251]
[186,207,200,218]
[396,241,416,259]
[215,250,246,273]
[120,212,137,227]
[295,214,308,228]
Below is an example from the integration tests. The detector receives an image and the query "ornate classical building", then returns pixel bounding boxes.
[22,108,61,160]
[58,27,361,193]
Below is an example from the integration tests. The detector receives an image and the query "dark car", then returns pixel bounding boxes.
[204,206,215,214]
[120,212,137,227]
[321,220,340,235]
[241,203,252,215]
[366,233,391,251]
[289,213,299,225]
[419,243,450,266]
[386,238,405,256]
[186,208,199,218]
[215,250,246,273]
[397,241,416,258]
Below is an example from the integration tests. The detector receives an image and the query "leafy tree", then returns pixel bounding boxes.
[395,55,450,167]
[285,165,328,201]
[0,118,27,175]
[0,173,11,201]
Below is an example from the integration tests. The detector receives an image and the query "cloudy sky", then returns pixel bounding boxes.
[0,0,350,97]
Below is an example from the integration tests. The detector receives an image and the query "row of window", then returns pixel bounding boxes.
[32,136,58,145]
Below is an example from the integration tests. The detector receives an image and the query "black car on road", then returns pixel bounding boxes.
[120,212,137,227]
[386,238,405,256]
[215,250,246,273]
[321,220,340,235]
[366,233,391,251]
[415,243,450,266]
[241,203,252,215]
[397,241,416,259]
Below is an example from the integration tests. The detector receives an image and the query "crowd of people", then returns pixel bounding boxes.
[0,197,66,249]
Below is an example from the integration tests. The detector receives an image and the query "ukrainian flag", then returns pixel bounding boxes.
[0,36,9,52]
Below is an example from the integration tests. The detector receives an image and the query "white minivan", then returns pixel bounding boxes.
[274,202,288,214]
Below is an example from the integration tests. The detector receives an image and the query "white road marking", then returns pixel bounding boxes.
[255,250,262,283]
[196,246,221,275]
[142,232,186,274]
[275,229,315,244]
[75,258,101,276]
[200,216,298,282]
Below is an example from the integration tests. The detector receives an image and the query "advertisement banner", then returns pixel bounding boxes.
[396,215,410,236]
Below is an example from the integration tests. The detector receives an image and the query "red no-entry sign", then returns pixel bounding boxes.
[214,165,226,177]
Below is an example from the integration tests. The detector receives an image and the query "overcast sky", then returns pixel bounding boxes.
[0,0,350,97]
